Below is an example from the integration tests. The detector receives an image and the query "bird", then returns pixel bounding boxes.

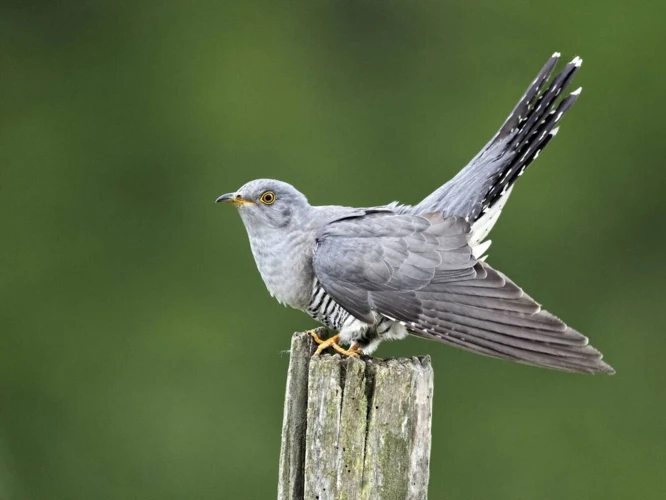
[216,52,614,375]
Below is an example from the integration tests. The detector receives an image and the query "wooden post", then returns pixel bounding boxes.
[278,330,434,500]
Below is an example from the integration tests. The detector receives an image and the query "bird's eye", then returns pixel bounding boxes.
[260,191,276,205]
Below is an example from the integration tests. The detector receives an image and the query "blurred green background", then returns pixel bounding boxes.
[2,1,664,499]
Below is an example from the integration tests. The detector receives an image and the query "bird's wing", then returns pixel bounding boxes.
[313,211,614,374]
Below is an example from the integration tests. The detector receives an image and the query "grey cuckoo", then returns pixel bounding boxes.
[216,53,614,375]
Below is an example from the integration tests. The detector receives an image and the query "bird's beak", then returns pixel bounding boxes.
[215,193,256,206]
[215,193,235,204]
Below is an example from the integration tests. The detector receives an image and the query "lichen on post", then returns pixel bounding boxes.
[278,331,434,500]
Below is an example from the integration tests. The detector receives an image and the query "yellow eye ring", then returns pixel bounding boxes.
[260,190,276,205]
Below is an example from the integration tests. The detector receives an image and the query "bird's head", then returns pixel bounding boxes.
[216,179,311,230]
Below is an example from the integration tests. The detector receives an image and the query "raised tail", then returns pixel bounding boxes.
[412,53,583,224]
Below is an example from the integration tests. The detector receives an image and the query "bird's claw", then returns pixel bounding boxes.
[308,331,364,358]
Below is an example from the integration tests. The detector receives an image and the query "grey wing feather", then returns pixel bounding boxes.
[314,212,473,321]
[409,53,582,221]
[313,211,614,374]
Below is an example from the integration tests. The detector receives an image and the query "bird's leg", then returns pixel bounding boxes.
[308,331,363,358]
[346,343,365,356]
[310,332,341,355]
[307,329,329,350]
[329,341,364,358]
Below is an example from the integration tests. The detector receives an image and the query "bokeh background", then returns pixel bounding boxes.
[2,1,665,499]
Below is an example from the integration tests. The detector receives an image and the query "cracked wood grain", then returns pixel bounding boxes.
[278,331,434,500]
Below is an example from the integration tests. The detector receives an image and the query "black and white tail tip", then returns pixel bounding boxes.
[479,53,584,218]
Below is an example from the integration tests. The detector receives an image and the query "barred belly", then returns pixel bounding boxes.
[305,280,407,353]
[306,280,354,331]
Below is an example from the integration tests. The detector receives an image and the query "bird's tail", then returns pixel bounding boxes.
[412,53,583,223]
[478,54,582,217]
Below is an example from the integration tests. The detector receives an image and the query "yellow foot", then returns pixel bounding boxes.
[347,343,365,357]
[308,331,364,358]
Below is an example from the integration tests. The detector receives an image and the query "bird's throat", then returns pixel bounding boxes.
[245,225,316,310]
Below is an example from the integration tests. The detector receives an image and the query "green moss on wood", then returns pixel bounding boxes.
[278,332,433,500]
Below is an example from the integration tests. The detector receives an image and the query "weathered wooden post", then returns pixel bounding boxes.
[278,330,434,500]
